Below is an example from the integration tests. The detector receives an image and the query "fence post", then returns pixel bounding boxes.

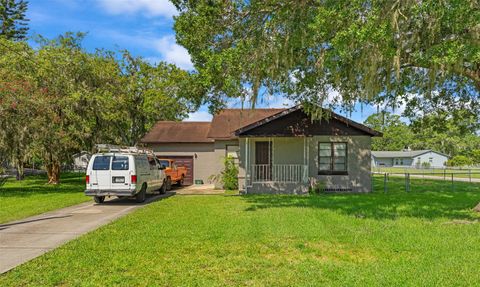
[384,173,387,193]
[469,169,472,183]
[451,173,454,192]
[408,174,411,192]
[405,173,409,192]
[371,173,374,193]
[443,168,446,180]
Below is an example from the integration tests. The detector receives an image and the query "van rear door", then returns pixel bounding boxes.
[111,155,133,191]
[90,155,111,190]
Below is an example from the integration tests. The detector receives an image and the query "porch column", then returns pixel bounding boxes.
[245,138,250,191]
[303,137,310,183]
[271,137,274,164]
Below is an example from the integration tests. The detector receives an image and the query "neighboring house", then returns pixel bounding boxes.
[371,150,448,168]
[141,106,381,193]
[72,151,91,170]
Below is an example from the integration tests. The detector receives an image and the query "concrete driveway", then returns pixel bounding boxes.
[0,192,174,274]
[174,184,225,195]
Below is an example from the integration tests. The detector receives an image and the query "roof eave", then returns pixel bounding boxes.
[234,105,302,136]
[234,105,382,137]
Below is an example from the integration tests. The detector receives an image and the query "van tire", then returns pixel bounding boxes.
[136,184,146,203]
[166,177,172,191]
[94,196,105,204]
[159,180,167,194]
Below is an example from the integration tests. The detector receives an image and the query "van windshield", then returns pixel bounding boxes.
[112,156,129,170]
[92,156,111,170]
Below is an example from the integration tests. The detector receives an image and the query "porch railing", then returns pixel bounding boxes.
[250,164,308,183]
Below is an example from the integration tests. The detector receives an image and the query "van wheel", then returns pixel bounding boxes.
[94,196,105,204]
[136,184,146,203]
[159,180,167,194]
[177,175,184,186]
[166,177,172,191]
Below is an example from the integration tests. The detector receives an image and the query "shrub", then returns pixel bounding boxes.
[421,162,431,169]
[308,180,326,195]
[471,150,480,165]
[447,155,473,167]
[209,156,238,190]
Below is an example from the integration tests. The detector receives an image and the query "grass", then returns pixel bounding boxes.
[1,177,480,286]
[373,167,480,179]
[0,173,89,224]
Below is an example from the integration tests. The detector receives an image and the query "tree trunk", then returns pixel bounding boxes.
[15,160,24,180]
[46,160,61,184]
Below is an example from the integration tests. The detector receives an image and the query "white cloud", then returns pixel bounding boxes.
[95,30,193,70]
[97,0,178,18]
[264,95,294,108]
[154,35,193,70]
[184,110,213,122]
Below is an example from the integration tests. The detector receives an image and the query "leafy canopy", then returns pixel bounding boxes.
[0,0,28,41]
[172,0,480,116]
[364,110,480,161]
[0,33,205,182]
[364,112,414,151]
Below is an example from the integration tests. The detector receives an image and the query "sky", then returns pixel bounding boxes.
[26,0,384,123]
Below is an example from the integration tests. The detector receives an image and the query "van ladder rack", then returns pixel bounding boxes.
[95,144,155,155]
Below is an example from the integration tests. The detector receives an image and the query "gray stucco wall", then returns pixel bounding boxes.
[373,157,413,167]
[372,152,448,168]
[239,136,372,193]
[412,151,448,167]
[149,141,238,185]
[309,136,371,193]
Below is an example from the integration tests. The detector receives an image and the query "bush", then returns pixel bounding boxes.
[421,162,431,169]
[446,155,473,167]
[308,180,326,195]
[209,156,238,190]
[471,150,480,165]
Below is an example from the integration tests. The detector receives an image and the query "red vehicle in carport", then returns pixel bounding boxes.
[158,159,187,190]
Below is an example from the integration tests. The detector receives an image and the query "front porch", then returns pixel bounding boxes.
[242,137,311,194]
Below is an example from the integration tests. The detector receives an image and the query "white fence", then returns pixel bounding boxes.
[250,164,308,183]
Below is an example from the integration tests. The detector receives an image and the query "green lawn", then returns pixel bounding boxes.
[0,173,89,224]
[1,178,480,286]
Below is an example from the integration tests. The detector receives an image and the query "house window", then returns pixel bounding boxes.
[318,142,347,175]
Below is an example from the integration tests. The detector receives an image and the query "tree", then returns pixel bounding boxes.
[0,38,37,180]
[409,109,480,156]
[363,112,414,151]
[114,52,204,146]
[0,0,29,41]
[471,150,480,165]
[32,33,121,183]
[172,1,479,115]
[447,155,473,167]
[0,33,206,183]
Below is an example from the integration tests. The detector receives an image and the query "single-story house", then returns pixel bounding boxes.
[72,151,91,170]
[141,105,381,193]
[371,150,449,168]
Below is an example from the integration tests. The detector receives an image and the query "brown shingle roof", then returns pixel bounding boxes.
[207,108,286,139]
[140,121,213,143]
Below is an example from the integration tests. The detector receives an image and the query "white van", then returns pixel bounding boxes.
[85,151,166,203]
